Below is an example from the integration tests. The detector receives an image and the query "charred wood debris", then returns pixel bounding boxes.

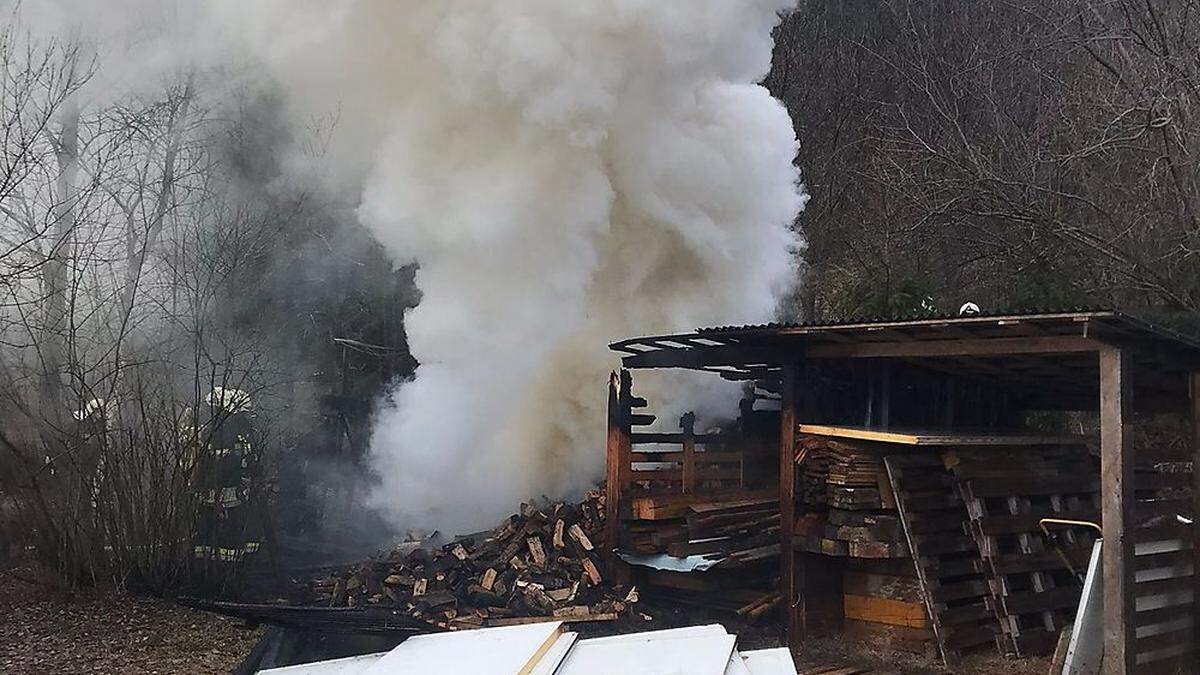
[289,489,634,630]
[190,485,786,635]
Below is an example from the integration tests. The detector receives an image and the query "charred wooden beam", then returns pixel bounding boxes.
[179,599,436,635]
[604,370,632,578]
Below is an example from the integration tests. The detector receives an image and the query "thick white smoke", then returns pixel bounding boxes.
[227,1,807,532]
[18,0,806,534]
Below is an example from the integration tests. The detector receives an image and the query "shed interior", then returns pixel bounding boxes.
[605,310,1198,672]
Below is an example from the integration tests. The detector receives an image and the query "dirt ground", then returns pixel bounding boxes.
[0,567,1052,675]
[0,567,262,675]
[625,598,1052,675]
[786,635,1051,674]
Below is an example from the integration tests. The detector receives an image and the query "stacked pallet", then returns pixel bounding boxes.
[885,454,998,665]
[1129,464,1196,671]
[946,446,1100,657]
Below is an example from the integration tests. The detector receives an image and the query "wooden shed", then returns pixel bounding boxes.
[604,310,1198,672]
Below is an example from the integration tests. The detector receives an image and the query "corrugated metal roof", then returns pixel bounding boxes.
[696,305,1113,334]
[609,307,1200,387]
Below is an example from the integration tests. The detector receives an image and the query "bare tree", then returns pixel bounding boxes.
[769,0,1200,319]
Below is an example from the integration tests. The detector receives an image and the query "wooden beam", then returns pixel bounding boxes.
[797,424,1092,447]
[1191,371,1200,664]
[807,335,1100,360]
[604,370,633,583]
[779,362,799,655]
[1100,348,1135,675]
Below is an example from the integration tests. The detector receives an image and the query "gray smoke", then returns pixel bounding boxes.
[10,0,807,534]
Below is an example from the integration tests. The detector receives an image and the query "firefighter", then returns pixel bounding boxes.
[72,397,110,504]
[191,387,261,564]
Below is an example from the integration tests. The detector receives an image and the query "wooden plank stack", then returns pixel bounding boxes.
[797,438,907,559]
[623,490,781,563]
[622,488,782,617]
[300,489,633,629]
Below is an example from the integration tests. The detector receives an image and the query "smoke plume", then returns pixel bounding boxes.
[17,0,806,534]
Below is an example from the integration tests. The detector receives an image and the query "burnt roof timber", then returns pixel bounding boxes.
[619,342,797,369]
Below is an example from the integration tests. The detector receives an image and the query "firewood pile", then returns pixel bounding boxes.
[303,489,636,629]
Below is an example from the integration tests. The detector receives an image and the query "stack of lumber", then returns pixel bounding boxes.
[673,495,781,565]
[804,510,908,559]
[796,437,906,559]
[624,490,780,565]
[301,490,631,629]
[623,489,781,618]
[825,445,892,511]
[800,449,831,507]
[842,559,933,655]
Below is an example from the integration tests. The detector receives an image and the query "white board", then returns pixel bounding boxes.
[361,621,564,675]
[574,624,729,645]
[723,651,752,675]
[259,652,387,675]
[528,632,579,675]
[556,631,736,675]
[739,648,797,675]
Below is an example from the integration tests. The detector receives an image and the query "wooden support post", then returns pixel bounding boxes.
[605,369,633,583]
[796,360,842,638]
[681,412,696,495]
[780,362,799,653]
[1099,347,1134,675]
[1190,372,1200,664]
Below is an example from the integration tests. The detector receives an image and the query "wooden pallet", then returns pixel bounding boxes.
[885,454,998,665]
[945,447,1099,657]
